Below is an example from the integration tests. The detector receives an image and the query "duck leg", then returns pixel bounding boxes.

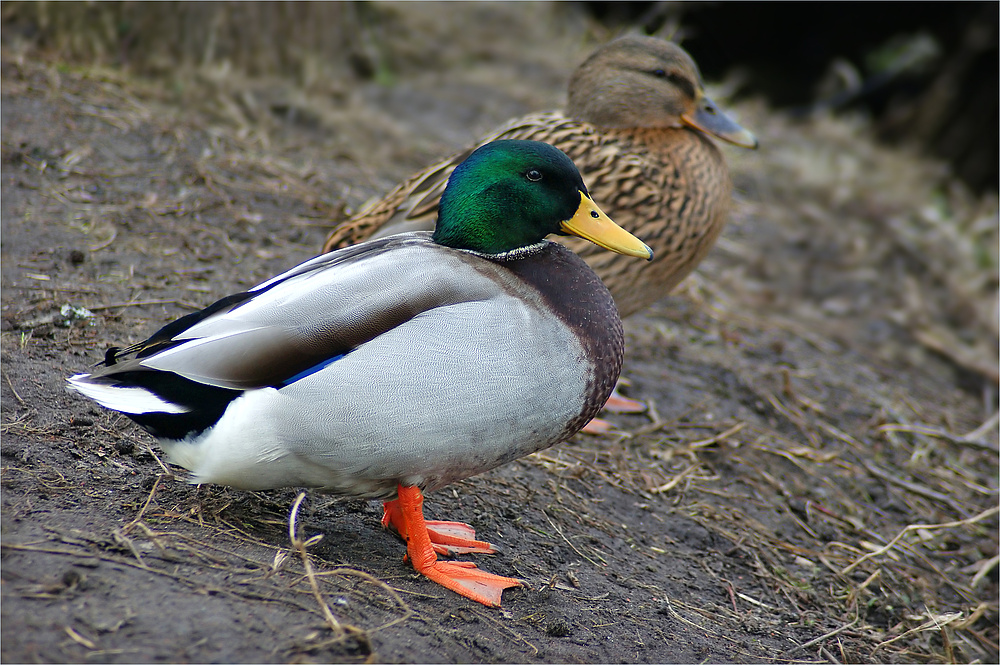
[382,496,495,555]
[388,484,522,607]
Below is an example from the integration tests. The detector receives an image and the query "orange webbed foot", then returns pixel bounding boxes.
[417,559,522,607]
[389,485,522,606]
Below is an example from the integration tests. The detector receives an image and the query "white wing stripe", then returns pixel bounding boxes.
[67,374,190,414]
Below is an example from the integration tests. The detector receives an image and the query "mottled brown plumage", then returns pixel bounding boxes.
[322,36,757,318]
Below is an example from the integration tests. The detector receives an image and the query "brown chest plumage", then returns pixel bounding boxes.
[547,124,731,317]
[494,242,624,438]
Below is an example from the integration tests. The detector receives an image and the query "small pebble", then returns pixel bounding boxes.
[545,620,572,637]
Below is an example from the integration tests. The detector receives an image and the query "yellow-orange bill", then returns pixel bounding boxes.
[561,192,653,260]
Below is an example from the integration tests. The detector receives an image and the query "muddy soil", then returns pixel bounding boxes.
[2,5,997,663]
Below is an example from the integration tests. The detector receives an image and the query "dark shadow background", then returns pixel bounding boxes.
[587,1,999,195]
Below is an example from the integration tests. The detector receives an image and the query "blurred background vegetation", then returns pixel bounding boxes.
[3,1,997,194]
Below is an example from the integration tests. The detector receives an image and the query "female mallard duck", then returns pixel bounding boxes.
[322,36,757,320]
[68,140,652,607]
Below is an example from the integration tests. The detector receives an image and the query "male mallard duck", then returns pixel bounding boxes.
[68,140,652,607]
[322,36,757,320]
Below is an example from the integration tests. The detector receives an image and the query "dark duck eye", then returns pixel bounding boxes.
[652,69,684,84]
[526,169,542,182]
[651,68,696,97]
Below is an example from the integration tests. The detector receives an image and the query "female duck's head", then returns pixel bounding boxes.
[567,36,757,149]
[434,139,652,260]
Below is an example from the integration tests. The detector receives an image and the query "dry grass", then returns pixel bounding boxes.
[720,99,998,383]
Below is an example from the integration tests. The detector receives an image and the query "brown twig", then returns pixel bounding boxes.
[123,475,162,533]
[649,464,699,494]
[970,555,999,588]
[86,299,189,312]
[6,284,102,294]
[287,492,369,646]
[314,568,414,633]
[841,505,1000,574]
[542,508,604,568]
[861,460,968,516]
[876,421,999,452]
[873,611,965,652]
[787,610,859,656]
[963,410,1000,443]
[3,371,26,405]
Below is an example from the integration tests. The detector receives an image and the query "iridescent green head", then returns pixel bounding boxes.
[434,140,652,260]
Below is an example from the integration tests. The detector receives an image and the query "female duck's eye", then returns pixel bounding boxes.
[526,169,542,182]
[652,69,685,84]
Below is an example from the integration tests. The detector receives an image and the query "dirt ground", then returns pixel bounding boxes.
[2,5,997,664]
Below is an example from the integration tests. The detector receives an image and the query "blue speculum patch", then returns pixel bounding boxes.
[278,353,347,387]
